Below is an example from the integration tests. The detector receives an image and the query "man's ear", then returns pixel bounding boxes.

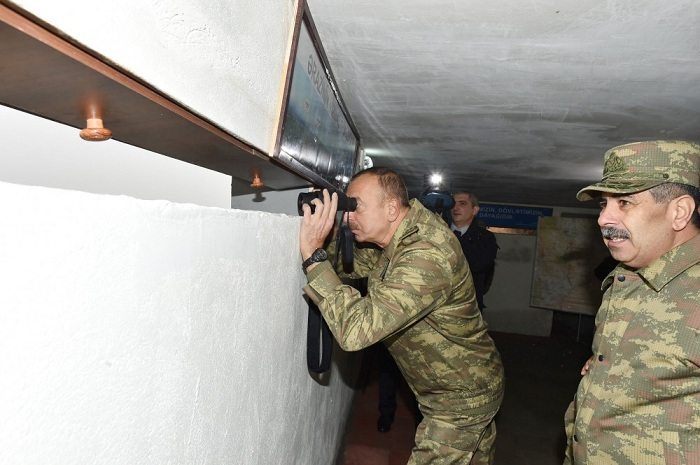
[387,198,400,222]
[670,195,695,231]
[473,205,480,216]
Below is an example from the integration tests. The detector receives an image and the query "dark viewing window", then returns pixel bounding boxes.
[274,6,361,192]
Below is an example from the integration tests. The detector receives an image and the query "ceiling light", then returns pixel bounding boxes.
[429,173,443,187]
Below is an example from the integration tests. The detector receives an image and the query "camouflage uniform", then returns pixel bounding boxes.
[564,234,700,464]
[566,140,700,464]
[304,199,504,465]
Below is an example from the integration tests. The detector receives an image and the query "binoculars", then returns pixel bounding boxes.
[297,190,358,216]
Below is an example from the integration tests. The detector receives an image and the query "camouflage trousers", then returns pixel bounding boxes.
[408,408,499,465]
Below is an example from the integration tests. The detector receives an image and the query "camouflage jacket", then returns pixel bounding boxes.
[304,199,504,414]
[564,233,700,464]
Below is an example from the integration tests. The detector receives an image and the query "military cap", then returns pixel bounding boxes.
[577,140,700,201]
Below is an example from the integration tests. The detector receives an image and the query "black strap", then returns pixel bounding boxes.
[305,210,354,374]
[340,225,354,272]
[306,300,333,373]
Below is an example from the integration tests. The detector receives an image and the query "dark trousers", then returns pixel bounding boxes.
[378,343,400,420]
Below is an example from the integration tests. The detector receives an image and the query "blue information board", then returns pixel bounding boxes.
[477,203,553,229]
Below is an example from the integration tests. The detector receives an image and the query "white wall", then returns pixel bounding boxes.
[0,2,362,461]
[0,104,232,209]
[483,233,553,336]
[0,180,356,465]
[9,0,297,154]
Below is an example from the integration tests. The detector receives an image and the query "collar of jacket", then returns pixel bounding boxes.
[382,199,432,257]
[602,232,700,292]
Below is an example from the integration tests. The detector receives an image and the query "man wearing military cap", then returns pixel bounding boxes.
[564,140,700,464]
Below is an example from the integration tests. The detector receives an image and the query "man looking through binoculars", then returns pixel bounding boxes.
[299,167,504,465]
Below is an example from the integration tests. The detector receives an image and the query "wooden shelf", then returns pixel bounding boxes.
[0,3,307,195]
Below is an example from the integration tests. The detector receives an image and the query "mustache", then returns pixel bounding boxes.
[601,226,630,240]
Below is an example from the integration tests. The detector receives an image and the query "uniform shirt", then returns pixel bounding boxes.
[304,199,504,414]
[564,233,700,464]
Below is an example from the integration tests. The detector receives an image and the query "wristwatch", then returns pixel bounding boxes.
[302,248,328,271]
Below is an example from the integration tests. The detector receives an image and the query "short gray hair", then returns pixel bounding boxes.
[649,183,700,229]
[453,190,479,207]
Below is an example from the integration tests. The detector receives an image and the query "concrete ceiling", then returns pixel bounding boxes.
[305,0,700,208]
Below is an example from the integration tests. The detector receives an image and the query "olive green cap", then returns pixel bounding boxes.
[577,140,700,201]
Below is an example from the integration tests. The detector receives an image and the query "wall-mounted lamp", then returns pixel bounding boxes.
[79,117,112,142]
[250,174,264,188]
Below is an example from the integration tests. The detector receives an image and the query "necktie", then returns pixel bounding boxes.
[454,230,462,238]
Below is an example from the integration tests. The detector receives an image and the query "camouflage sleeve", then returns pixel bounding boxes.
[563,399,576,464]
[304,239,453,351]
